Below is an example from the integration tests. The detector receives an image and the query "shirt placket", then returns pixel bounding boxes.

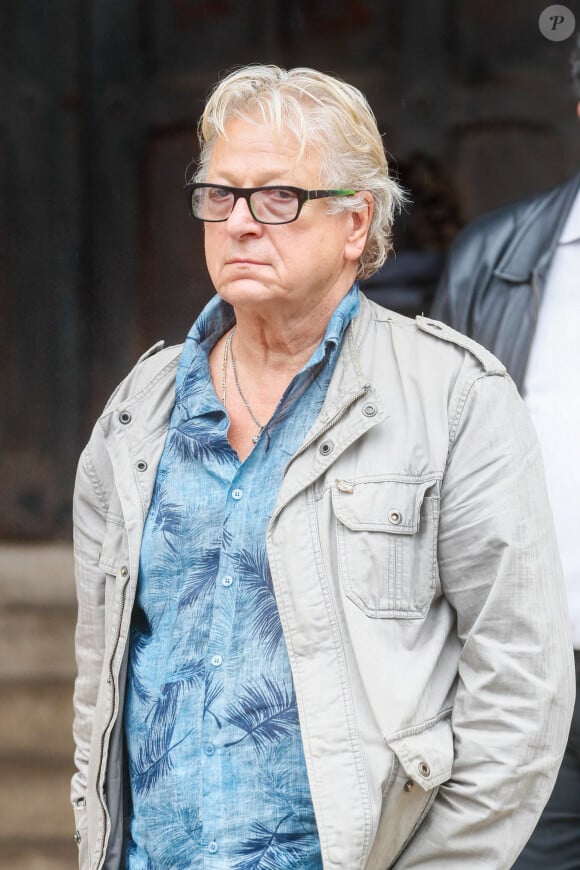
[199,464,248,862]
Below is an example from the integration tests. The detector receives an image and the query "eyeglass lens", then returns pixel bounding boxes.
[191,187,300,224]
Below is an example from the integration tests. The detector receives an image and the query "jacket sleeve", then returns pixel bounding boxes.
[395,370,575,869]
[70,438,109,868]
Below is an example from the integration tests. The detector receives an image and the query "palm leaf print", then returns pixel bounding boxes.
[152,496,182,546]
[144,516,214,605]
[133,662,204,796]
[224,678,298,752]
[234,546,283,658]
[260,746,312,829]
[146,469,182,546]
[234,816,319,869]
[204,678,224,729]
[134,804,203,865]
[178,546,220,610]
[128,604,152,703]
[130,724,193,797]
[170,416,233,466]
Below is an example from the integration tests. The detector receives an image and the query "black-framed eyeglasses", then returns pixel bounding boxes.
[184,183,358,225]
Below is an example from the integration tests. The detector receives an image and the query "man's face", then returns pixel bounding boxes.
[202,114,369,320]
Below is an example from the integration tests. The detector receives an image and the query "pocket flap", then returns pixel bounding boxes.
[98,521,126,573]
[332,478,436,534]
[387,714,454,790]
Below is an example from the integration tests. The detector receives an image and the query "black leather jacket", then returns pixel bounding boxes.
[432,172,580,391]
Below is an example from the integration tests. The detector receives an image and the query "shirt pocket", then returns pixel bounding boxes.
[331,476,439,618]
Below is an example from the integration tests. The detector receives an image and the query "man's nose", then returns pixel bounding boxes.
[226,194,261,231]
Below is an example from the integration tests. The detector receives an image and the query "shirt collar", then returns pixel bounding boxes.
[175,284,360,401]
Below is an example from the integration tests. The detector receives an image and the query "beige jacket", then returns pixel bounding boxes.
[71,296,574,869]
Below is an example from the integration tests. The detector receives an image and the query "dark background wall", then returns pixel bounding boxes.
[1,0,579,540]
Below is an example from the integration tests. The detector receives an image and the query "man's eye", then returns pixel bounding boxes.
[267,187,296,205]
[208,187,231,201]
[269,188,296,202]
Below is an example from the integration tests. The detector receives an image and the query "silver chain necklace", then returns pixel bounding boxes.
[222,326,264,444]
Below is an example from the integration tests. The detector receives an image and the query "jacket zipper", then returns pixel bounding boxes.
[95,570,130,869]
[294,384,370,458]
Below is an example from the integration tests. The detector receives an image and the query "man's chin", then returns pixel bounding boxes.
[216,279,276,305]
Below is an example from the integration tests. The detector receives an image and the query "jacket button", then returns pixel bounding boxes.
[74,830,81,845]
[120,566,130,579]
[362,402,378,417]
[119,410,132,424]
[388,510,402,525]
[319,440,334,456]
[136,459,148,472]
[404,780,414,792]
[418,761,431,777]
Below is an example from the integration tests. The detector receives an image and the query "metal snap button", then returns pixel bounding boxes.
[319,440,334,456]
[388,510,402,525]
[136,460,148,472]
[119,410,132,424]
[362,402,378,417]
[403,780,414,792]
[120,566,130,579]
[74,830,81,845]
[418,761,431,777]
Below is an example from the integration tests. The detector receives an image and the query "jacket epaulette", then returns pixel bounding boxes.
[101,343,182,417]
[416,315,506,375]
[136,340,166,363]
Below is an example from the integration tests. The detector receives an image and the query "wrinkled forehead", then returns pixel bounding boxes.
[206,111,325,184]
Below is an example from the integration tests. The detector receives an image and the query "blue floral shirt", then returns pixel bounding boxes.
[124,286,360,869]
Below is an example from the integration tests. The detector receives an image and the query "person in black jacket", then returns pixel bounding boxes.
[432,34,580,870]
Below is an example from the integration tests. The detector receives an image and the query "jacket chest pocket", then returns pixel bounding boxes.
[331,477,439,618]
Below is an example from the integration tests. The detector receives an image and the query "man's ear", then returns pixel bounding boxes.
[344,192,373,263]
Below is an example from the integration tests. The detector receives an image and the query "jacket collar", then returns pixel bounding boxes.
[493,172,580,283]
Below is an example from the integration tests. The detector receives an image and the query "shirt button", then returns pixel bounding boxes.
[207,840,218,854]
[204,742,215,756]
[210,654,223,667]
[222,575,233,587]
[232,488,243,500]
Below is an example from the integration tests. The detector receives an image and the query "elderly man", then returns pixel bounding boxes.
[71,65,574,869]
